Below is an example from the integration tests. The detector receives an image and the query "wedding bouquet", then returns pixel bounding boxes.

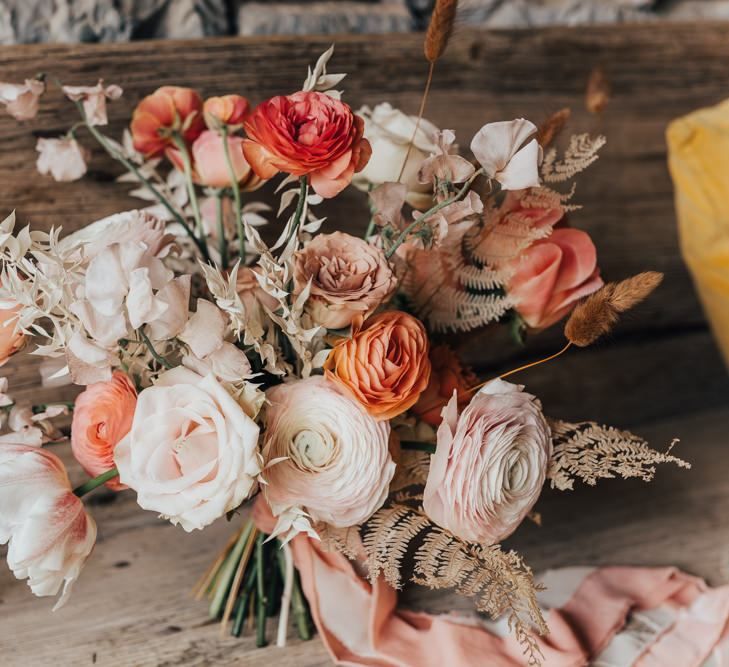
[0,6,688,664]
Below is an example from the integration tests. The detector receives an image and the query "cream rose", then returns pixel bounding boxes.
[114,367,261,531]
[293,231,397,330]
[0,444,97,609]
[263,376,395,531]
[354,102,441,210]
[423,379,551,545]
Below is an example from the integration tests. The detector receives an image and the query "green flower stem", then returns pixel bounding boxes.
[385,168,485,259]
[73,467,119,497]
[210,521,253,619]
[255,533,268,647]
[171,133,204,237]
[283,176,308,251]
[73,101,211,263]
[232,561,258,637]
[220,126,245,262]
[215,189,229,270]
[399,440,437,454]
[291,570,312,641]
[138,328,173,369]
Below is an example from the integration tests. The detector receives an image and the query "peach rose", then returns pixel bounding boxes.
[324,311,431,420]
[508,227,603,329]
[203,95,250,128]
[423,379,551,545]
[412,346,477,427]
[263,376,394,531]
[71,372,137,491]
[0,78,44,121]
[243,91,371,198]
[130,86,205,157]
[0,444,96,609]
[293,231,397,330]
[0,301,24,366]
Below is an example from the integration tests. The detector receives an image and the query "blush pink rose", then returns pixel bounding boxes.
[423,379,552,545]
[263,376,394,531]
[243,91,371,198]
[293,231,397,330]
[0,79,44,120]
[0,444,97,609]
[71,372,137,491]
[508,227,603,329]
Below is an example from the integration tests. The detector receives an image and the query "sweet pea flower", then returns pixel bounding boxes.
[470,119,541,190]
[423,379,552,545]
[36,137,90,182]
[62,80,123,126]
[0,78,44,121]
[0,444,97,609]
[418,129,475,186]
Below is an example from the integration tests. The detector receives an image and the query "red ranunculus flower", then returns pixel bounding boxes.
[242,91,371,198]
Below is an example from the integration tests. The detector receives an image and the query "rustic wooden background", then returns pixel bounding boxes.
[1,22,729,666]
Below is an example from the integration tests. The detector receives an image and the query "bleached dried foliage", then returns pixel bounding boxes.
[316,523,361,560]
[391,450,431,492]
[547,419,690,491]
[540,134,606,184]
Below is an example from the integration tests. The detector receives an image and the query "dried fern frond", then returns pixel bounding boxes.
[424,0,458,62]
[391,450,431,492]
[565,271,664,347]
[541,134,606,183]
[316,523,361,560]
[536,108,571,148]
[585,65,610,115]
[547,419,690,491]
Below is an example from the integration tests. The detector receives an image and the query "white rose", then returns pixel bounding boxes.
[0,444,97,609]
[353,102,441,210]
[423,379,552,544]
[115,367,262,531]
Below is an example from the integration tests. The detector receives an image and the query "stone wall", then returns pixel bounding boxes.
[0,0,727,44]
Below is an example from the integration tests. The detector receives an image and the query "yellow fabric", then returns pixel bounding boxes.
[667,98,729,367]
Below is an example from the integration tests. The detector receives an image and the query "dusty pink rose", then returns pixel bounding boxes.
[423,379,551,545]
[293,231,397,329]
[243,91,371,198]
[71,372,137,491]
[263,376,395,531]
[508,227,603,329]
[0,301,24,366]
[62,80,122,126]
[36,137,89,182]
[0,444,97,609]
[0,79,44,120]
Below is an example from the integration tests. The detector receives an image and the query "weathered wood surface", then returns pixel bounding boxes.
[1,23,729,666]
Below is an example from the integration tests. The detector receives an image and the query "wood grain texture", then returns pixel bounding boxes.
[1,23,729,667]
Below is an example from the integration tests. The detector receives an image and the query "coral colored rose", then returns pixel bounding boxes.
[263,376,394,530]
[0,79,44,121]
[0,444,96,609]
[71,372,137,491]
[130,86,204,157]
[412,346,477,427]
[114,367,261,531]
[243,91,371,198]
[293,231,397,330]
[508,227,603,329]
[36,137,89,182]
[0,302,24,366]
[423,379,552,545]
[204,95,250,128]
[324,311,431,420]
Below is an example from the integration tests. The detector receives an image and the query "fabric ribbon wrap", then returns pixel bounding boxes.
[252,498,729,666]
[667,97,729,368]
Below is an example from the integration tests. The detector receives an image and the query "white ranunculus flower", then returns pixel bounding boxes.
[423,378,552,545]
[0,444,97,609]
[262,376,395,538]
[353,102,441,210]
[114,367,262,531]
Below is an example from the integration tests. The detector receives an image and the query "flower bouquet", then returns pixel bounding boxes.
[0,4,688,664]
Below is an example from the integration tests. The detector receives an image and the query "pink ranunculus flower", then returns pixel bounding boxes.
[0,78,45,121]
[62,80,123,126]
[508,227,603,329]
[263,376,395,532]
[293,231,397,330]
[114,367,262,531]
[36,137,90,182]
[71,372,137,491]
[423,379,552,545]
[0,444,97,609]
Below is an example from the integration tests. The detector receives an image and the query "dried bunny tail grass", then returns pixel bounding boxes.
[565,271,664,347]
[536,108,571,148]
[424,0,459,63]
[585,65,610,115]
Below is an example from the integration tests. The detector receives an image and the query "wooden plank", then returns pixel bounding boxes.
[1,406,726,666]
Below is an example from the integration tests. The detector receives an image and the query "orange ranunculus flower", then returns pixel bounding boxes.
[412,346,477,427]
[203,95,250,129]
[0,302,24,366]
[71,371,137,491]
[324,311,431,421]
[130,86,205,156]
[242,90,371,198]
